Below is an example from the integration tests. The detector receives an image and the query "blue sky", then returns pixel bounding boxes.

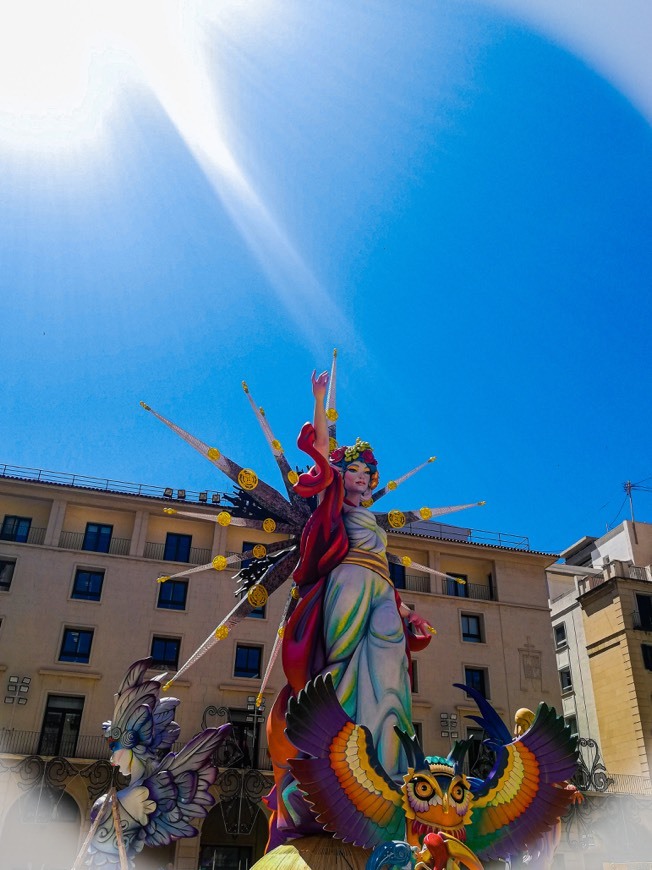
[1,1,651,553]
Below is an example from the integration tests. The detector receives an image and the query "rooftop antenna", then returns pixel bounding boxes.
[623,478,652,523]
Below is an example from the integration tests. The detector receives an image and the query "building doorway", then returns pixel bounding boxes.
[38,695,84,756]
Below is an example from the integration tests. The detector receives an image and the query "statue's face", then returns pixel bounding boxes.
[343,462,371,497]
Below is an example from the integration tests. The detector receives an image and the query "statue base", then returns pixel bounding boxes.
[251,835,371,870]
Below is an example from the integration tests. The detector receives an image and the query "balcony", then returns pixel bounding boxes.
[0,526,46,546]
[58,531,131,556]
[144,541,212,565]
[0,730,111,759]
[441,578,494,601]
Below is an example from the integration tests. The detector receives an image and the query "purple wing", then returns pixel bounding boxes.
[286,675,405,849]
[142,725,231,847]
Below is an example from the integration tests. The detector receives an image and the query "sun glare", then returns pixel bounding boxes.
[0,0,349,345]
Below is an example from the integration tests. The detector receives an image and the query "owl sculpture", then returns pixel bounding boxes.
[285,675,578,869]
[85,658,231,867]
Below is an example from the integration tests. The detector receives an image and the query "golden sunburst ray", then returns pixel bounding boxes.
[162,547,299,691]
[375,501,486,531]
[386,552,469,586]
[161,506,296,535]
[371,456,437,503]
[241,380,309,516]
[140,401,299,524]
[326,348,338,450]
[155,539,294,585]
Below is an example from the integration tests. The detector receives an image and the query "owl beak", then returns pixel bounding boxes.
[442,793,449,813]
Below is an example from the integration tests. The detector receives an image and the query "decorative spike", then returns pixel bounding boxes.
[326,348,338,444]
[375,501,485,532]
[140,401,296,523]
[372,456,437,503]
[241,380,309,514]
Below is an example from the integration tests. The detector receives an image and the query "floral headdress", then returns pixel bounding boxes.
[329,437,379,490]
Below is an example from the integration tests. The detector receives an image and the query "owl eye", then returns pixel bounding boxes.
[414,779,435,800]
[450,783,466,803]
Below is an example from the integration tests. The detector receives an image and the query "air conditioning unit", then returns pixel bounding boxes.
[602,556,611,567]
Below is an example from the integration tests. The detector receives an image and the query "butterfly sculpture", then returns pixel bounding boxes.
[85,658,231,867]
[285,674,579,869]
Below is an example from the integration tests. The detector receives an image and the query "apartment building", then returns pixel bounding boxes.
[0,463,560,869]
[547,520,652,868]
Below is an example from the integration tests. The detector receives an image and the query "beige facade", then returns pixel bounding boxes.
[0,466,560,869]
[547,522,652,868]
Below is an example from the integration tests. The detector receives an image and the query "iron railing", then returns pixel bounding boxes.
[143,541,212,565]
[0,526,46,546]
[0,730,111,759]
[441,578,494,601]
[0,462,228,506]
[58,531,131,556]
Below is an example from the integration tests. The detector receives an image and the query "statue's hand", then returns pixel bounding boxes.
[312,369,329,401]
[406,610,434,638]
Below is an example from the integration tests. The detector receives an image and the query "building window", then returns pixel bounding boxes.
[641,644,652,671]
[157,578,188,610]
[461,614,483,643]
[412,721,423,745]
[234,644,262,679]
[565,715,578,737]
[554,623,567,649]
[163,532,192,562]
[635,594,652,631]
[0,558,16,591]
[559,666,573,693]
[464,667,488,698]
[0,515,32,543]
[411,660,419,693]
[151,636,180,670]
[389,561,406,590]
[82,523,113,554]
[59,628,94,664]
[38,695,84,757]
[71,569,104,602]
[445,573,469,597]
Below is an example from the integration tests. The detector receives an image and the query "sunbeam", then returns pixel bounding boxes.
[0,1,351,346]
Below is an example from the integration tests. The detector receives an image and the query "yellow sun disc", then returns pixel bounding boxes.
[215,625,230,640]
[252,544,267,559]
[361,498,373,508]
[247,585,268,607]
[216,511,231,526]
[163,507,177,515]
[238,468,259,490]
[271,439,282,451]
[212,555,228,571]
[291,586,300,600]
[419,507,433,520]
[329,437,338,452]
[262,518,276,533]
[287,470,299,485]
[157,575,170,584]
[277,626,285,639]
[388,509,406,529]
[326,408,338,421]
[401,556,412,567]
[207,447,221,461]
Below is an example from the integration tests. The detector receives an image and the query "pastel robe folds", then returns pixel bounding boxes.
[265,424,430,850]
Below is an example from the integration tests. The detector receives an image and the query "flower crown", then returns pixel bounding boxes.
[329,438,378,471]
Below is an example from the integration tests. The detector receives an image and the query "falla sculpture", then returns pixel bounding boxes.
[74,658,231,869]
[127,352,576,869]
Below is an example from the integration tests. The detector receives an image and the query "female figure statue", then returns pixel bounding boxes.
[265,371,433,849]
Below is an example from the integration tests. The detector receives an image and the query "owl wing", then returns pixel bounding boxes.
[286,674,406,849]
[455,685,578,860]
